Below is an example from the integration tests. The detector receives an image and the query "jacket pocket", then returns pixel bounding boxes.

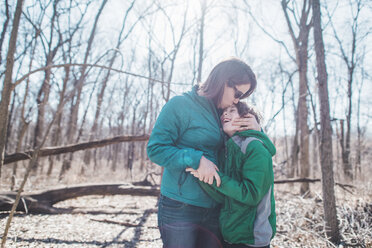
[177,171,189,195]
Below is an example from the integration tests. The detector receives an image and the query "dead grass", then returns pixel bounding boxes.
[272,184,371,248]
[1,157,371,247]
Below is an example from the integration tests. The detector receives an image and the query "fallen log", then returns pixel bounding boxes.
[0,183,160,214]
[274,177,354,189]
[0,178,354,214]
[4,134,150,165]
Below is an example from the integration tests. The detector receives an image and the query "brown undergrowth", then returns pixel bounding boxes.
[0,159,371,247]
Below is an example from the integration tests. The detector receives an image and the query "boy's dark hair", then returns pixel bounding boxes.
[199,57,257,106]
[235,101,262,124]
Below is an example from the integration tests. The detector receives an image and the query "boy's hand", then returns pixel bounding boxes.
[232,113,260,131]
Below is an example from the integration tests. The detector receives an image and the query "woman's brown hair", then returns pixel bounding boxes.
[199,57,257,106]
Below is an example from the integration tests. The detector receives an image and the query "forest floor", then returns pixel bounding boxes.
[0,157,371,247]
[0,182,371,248]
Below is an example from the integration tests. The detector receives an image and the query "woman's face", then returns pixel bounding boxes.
[221,105,240,137]
[218,83,251,109]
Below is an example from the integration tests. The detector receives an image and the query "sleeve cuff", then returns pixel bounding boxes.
[184,150,203,170]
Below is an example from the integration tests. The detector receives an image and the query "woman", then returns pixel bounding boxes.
[147,57,259,248]
[188,102,276,248]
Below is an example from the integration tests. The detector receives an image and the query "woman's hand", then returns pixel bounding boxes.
[185,156,221,187]
[185,167,199,177]
[232,113,260,131]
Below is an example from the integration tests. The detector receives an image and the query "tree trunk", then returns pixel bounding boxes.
[65,0,108,161]
[33,58,52,149]
[281,0,311,194]
[197,0,206,83]
[33,0,62,151]
[298,61,310,195]
[0,0,24,176]
[5,90,16,153]
[62,0,107,177]
[127,105,138,178]
[0,0,10,65]
[47,65,70,176]
[343,76,353,180]
[11,27,40,189]
[355,78,364,179]
[312,132,319,178]
[289,111,299,178]
[312,0,340,243]
[84,51,119,165]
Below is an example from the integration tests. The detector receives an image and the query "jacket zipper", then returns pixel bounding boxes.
[226,145,233,214]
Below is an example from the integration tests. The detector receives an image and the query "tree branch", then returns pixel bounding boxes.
[12,63,190,90]
[274,177,354,189]
[4,134,150,165]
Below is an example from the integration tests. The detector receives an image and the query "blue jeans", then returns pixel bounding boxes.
[158,194,223,248]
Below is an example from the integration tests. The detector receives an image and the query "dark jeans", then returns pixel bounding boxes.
[158,194,223,248]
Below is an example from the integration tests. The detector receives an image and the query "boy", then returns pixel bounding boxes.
[187,102,276,248]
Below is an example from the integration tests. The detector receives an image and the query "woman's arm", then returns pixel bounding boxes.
[147,97,203,171]
[147,96,221,185]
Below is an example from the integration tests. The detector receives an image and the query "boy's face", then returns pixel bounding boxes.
[221,105,240,137]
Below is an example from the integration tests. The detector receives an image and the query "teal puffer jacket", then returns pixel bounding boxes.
[147,86,224,208]
[200,130,276,246]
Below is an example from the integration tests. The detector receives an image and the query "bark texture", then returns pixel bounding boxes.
[312,0,340,243]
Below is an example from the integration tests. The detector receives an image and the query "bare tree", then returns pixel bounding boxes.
[313,0,340,243]
[1,81,74,248]
[83,0,143,166]
[46,1,89,175]
[10,32,37,188]
[326,0,369,181]
[60,0,108,175]
[281,0,312,195]
[355,48,368,179]
[0,0,24,176]
[156,2,189,102]
[0,0,10,66]
[33,0,61,150]
[240,1,311,191]
[197,0,206,83]
[307,69,321,177]
[47,64,70,175]
[112,71,133,172]
[127,98,140,178]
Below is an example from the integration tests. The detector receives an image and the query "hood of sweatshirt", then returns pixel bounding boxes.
[232,130,276,156]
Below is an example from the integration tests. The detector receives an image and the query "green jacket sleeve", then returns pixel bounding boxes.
[198,181,225,203]
[147,96,203,170]
[210,141,273,206]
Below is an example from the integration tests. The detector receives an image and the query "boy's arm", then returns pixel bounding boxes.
[198,181,225,203]
[205,142,273,206]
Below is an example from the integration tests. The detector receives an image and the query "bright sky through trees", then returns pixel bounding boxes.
[1,0,371,137]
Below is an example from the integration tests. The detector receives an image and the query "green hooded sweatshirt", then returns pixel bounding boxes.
[200,130,276,246]
[147,86,224,208]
